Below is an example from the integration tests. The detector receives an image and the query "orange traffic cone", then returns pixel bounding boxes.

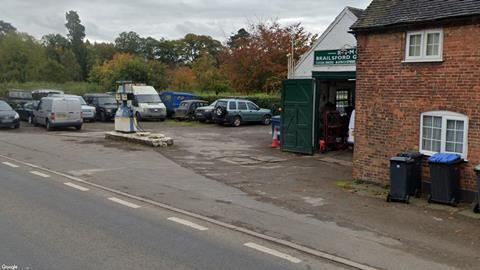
[271,126,280,148]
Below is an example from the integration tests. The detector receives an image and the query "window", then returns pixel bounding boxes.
[247,102,259,110]
[420,111,468,158]
[335,90,350,110]
[238,102,247,110]
[228,101,237,110]
[405,29,443,62]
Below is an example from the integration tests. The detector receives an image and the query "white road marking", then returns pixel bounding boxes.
[244,242,302,264]
[167,217,208,231]
[108,197,141,209]
[30,171,50,178]
[2,162,19,168]
[64,182,89,191]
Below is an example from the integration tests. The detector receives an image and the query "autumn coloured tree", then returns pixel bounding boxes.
[222,21,316,94]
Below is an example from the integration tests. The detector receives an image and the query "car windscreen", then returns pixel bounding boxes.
[98,97,117,105]
[179,102,189,108]
[209,101,217,107]
[136,94,162,104]
[78,97,87,105]
[0,101,12,111]
[216,101,227,108]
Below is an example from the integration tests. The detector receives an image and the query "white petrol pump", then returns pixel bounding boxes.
[114,81,138,133]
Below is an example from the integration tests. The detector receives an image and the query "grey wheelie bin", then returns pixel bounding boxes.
[398,151,423,197]
[387,156,414,203]
[427,153,462,206]
[473,165,480,213]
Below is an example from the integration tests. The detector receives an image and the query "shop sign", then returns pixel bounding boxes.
[314,48,357,65]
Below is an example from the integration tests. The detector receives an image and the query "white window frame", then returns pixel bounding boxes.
[404,29,443,62]
[419,111,468,159]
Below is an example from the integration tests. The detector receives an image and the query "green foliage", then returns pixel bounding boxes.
[192,53,230,94]
[0,20,16,36]
[65,10,87,80]
[0,32,46,83]
[115,31,143,54]
[88,53,168,91]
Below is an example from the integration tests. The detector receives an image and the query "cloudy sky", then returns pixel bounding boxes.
[1,0,371,42]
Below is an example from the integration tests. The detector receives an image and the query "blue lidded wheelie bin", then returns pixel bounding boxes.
[427,153,462,206]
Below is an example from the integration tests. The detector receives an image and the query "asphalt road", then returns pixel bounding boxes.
[0,159,346,270]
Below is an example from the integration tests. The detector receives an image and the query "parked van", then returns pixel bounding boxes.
[159,91,196,117]
[32,97,82,131]
[121,84,166,121]
[49,94,96,122]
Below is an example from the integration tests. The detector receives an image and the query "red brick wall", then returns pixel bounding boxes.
[353,23,480,192]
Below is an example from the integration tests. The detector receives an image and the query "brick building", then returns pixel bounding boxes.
[351,0,480,201]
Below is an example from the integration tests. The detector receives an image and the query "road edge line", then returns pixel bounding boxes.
[0,154,379,270]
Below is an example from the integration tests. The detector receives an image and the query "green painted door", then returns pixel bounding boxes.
[281,79,317,155]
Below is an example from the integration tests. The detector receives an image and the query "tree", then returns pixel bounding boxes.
[115,31,143,55]
[65,11,87,80]
[178,33,223,65]
[221,21,315,94]
[0,32,46,82]
[0,20,16,36]
[167,67,197,91]
[42,34,69,61]
[192,53,229,94]
[89,53,167,91]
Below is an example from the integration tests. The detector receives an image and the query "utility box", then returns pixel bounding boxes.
[387,156,415,203]
[427,153,462,206]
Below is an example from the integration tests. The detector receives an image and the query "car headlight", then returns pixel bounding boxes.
[14,113,19,119]
[106,109,112,113]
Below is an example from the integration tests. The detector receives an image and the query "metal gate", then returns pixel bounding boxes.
[281,79,317,155]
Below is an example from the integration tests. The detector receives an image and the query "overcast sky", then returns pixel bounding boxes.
[1,0,371,43]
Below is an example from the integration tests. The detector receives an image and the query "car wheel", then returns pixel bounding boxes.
[46,120,53,131]
[75,125,82,131]
[262,115,272,125]
[232,116,241,127]
[100,112,107,122]
[199,119,206,123]
[160,118,165,122]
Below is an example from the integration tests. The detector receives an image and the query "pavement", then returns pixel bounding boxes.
[0,120,479,269]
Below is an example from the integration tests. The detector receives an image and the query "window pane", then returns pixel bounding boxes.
[423,127,431,139]
[446,142,455,152]
[432,128,441,140]
[447,120,455,129]
[446,129,455,142]
[432,140,441,152]
[456,121,464,130]
[229,101,237,110]
[426,33,440,56]
[423,139,431,151]
[423,116,433,127]
[409,34,422,57]
[456,131,464,143]
[238,102,247,110]
[433,116,442,128]
[455,143,463,153]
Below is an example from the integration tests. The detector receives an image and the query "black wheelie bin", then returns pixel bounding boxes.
[398,151,423,197]
[427,153,462,206]
[387,156,415,203]
[473,165,480,213]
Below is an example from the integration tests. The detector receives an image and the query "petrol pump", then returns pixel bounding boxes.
[114,81,137,133]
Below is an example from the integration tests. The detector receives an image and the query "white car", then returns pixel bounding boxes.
[348,110,355,145]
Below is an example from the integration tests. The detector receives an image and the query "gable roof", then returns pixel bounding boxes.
[294,6,363,72]
[351,0,480,32]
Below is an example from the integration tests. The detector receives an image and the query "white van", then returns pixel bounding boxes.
[120,85,166,121]
[49,94,96,122]
[33,97,83,131]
